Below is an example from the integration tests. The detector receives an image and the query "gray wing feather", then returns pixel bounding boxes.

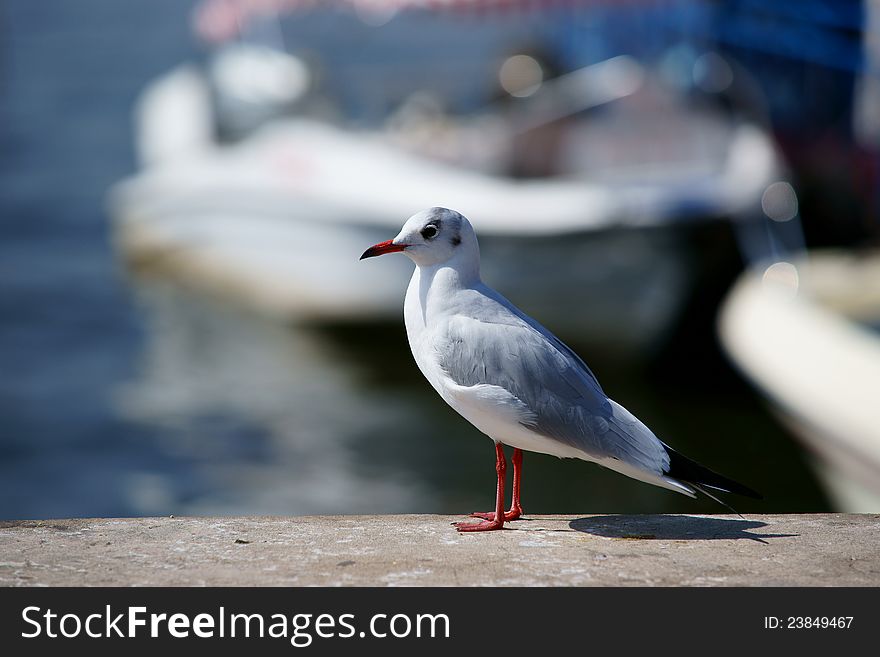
[436,296,669,475]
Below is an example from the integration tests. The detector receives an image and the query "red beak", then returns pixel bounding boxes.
[360,239,407,260]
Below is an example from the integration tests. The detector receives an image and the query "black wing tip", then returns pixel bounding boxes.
[698,481,763,501]
[664,445,762,500]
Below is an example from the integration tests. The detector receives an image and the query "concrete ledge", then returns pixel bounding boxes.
[1,514,878,586]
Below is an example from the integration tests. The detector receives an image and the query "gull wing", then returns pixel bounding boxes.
[435,302,670,477]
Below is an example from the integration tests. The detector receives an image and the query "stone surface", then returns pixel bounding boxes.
[1,514,878,586]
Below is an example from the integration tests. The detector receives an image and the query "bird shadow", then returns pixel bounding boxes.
[568,515,798,544]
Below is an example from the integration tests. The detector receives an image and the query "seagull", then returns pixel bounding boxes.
[361,207,760,532]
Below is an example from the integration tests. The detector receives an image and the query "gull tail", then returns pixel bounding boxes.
[662,443,762,502]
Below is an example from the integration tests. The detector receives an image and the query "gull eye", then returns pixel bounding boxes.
[420,224,439,240]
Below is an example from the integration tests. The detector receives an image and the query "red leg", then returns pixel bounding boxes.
[470,448,524,521]
[454,443,506,532]
[508,448,524,520]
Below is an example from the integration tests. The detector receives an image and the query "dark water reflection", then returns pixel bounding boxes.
[106,279,828,518]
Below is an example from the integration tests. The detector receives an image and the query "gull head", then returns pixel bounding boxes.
[360,207,479,269]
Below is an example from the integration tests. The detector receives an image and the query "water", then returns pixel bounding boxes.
[0,0,200,518]
[0,0,830,520]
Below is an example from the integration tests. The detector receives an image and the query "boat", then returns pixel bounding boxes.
[108,1,784,353]
[719,252,880,511]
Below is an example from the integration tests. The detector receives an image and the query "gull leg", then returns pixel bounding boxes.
[508,448,524,520]
[470,447,523,521]
[454,443,506,532]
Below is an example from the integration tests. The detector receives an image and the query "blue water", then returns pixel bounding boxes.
[0,0,831,520]
[0,1,201,518]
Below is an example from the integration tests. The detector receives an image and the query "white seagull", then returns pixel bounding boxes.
[361,207,760,532]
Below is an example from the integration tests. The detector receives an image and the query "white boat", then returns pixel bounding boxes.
[719,252,880,511]
[108,50,782,352]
